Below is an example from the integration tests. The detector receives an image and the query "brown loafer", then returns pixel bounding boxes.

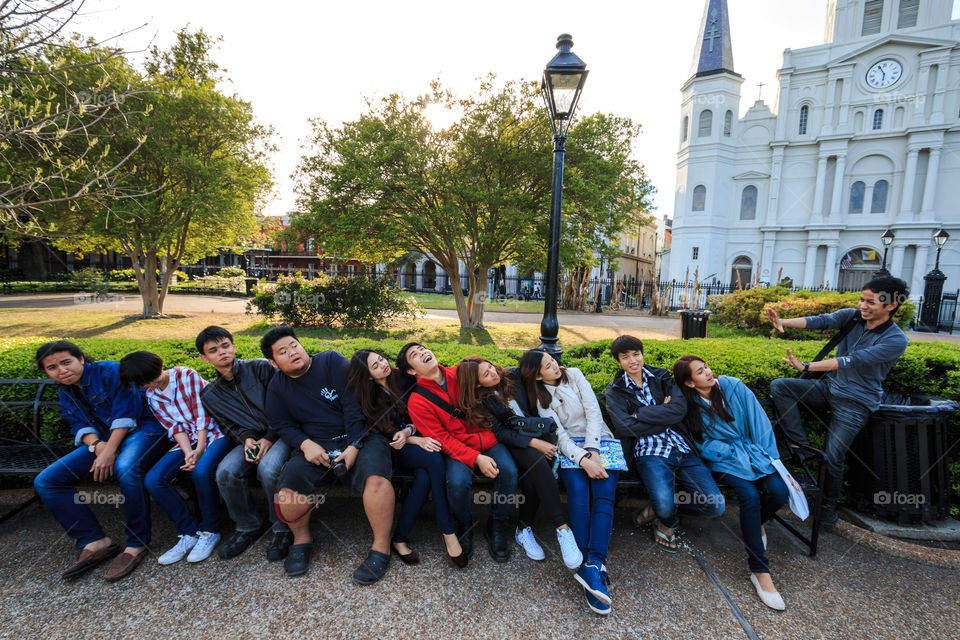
[61,543,122,579]
[104,549,147,583]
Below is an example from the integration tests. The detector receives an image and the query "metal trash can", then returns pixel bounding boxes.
[244,278,259,296]
[848,393,958,524]
[679,309,710,339]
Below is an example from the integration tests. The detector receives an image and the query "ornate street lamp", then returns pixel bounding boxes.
[918,228,950,333]
[877,228,895,276]
[538,33,588,360]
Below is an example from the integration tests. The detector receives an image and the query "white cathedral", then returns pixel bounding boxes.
[664,0,960,299]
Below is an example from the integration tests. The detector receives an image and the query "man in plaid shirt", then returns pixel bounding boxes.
[603,335,725,553]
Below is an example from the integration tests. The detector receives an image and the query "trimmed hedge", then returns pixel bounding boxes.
[708,287,915,338]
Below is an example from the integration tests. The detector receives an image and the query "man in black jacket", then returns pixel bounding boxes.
[603,335,724,552]
[196,326,294,561]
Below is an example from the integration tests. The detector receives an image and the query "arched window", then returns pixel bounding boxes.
[692,185,706,211]
[682,115,689,142]
[871,180,888,213]
[862,0,884,36]
[849,181,865,214]
[894,106,905,128]
[740,186,758,220]
[798,105,809,135]
[872,109,884,130]
[698,110,713,137]
[723,110,733,137]
[730,256,753,287]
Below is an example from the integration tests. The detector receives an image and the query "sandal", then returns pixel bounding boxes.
[352,549,391,585]
[654,526,679,553]
[632,502,657,529]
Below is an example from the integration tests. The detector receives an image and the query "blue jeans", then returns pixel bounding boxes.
[445,443,518,523]
[717,472,789,574]
[635,448,726,530]
[770,377,873,505]
[216,439,292,534]
[34,428,167,549]
[145,437,233,535]
[393,444,455,542]
[558,468,619,566]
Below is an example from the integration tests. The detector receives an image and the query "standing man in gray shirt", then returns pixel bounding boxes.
[767,276,909,526]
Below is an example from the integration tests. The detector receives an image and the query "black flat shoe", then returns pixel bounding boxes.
[283,542,313,577]
[218,528,264,560]
[267,531,295,562]
[392,542,420,566]
[353,549,391,585]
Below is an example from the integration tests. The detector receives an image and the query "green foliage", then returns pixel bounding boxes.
[217,266,246,278]
[293,76,650,328]
[247,273,423,328]
[708,288,915,337]
[108,268,188,282]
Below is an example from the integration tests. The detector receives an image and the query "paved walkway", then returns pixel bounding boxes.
[0,487,957,639]
[2,293,956,344]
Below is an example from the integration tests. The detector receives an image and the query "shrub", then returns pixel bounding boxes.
[248,273,423,329]
[193,275,245,292]
[217,266,246,278]
[108,268,189,282]
[708,287,915,337]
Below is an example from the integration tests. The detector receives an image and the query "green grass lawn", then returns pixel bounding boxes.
[402,292,544,313]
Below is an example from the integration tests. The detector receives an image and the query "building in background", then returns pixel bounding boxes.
[666,0,959,297]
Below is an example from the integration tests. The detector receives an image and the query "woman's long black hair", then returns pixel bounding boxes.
[346,349,413,435]
[672,355,733,443]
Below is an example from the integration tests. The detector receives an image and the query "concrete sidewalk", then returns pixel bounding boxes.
[0,487,957,640]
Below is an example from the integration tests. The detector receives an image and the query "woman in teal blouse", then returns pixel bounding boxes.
[673,355,789,611]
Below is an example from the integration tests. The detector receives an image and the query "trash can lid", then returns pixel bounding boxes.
[875,393,959,415]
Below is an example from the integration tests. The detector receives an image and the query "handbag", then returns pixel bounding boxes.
[765,453,809,520]
[482,395,558,444]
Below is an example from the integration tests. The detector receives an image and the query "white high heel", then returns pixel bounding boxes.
[750,574,785,611]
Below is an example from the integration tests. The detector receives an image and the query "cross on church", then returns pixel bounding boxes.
[757,81,765,101]
[704,24,720,53]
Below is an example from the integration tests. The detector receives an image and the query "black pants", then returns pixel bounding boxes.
[509,445,566,530]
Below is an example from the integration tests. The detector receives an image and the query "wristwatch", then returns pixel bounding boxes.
[802,362,811,372]
[87,439,102,453]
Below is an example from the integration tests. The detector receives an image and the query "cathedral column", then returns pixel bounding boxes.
[828,153,846,218]
[811,154,829,221]
[920,147,942,219]
[911,244,930,299]
[890,244,906,280]
[760,232,776,284]
[900,148,919,218]
[803,244,818,288]
[824,245,839,289]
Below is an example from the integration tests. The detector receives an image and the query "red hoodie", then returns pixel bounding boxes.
[407,364,498,467]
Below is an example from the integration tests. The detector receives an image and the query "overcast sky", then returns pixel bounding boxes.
[74,0,960,222]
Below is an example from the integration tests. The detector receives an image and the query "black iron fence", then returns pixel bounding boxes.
[915,290,960,334]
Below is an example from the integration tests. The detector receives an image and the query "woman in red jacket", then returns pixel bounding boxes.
[397,342,518,562]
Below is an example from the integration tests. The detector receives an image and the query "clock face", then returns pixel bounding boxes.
[866,59,903,89]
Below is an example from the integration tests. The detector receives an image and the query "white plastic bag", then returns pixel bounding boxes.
[770,458,809,521]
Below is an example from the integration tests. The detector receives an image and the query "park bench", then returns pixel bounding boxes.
[0,379,73,524]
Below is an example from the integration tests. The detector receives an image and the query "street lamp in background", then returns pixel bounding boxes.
[538,33,588,360]
[918,228,950,333]
[877,229,895,276]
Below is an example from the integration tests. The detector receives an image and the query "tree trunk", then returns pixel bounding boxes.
[442,262,486,329]
[133,252,162,317]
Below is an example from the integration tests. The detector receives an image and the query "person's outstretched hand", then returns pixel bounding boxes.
[765,307,784,333]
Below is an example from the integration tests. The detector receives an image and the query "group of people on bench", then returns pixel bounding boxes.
[32,276,909,614]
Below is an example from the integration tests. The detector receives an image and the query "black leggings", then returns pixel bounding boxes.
[509,445,566,530]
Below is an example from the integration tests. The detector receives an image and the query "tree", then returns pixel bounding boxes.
[293,77,650,328]
[46,28,273,316]
[0,1,149,230]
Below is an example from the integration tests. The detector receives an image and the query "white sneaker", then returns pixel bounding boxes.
[187,531,221,563]
[158,534,198,565]
[557,527,583,570]
[514,526,545,560]
[750,574,786,611]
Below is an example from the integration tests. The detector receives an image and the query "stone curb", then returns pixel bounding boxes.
[832,519,960,569]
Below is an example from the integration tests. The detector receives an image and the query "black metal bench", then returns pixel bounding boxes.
[0,378,73,523]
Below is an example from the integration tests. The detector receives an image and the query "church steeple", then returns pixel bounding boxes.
[692,0,738,78]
